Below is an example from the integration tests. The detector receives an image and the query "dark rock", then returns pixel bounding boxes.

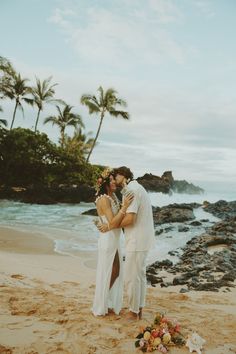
[152,259,173,268]
[137,171,204,195]
[153,204,195,225]
[178,225,190,232]
[160,282,170,288]
[168,250,178,256]
[155,229,163,236]
[146,274,159,285]
[137,172,173,193]
[189,221,202,226]
[204,200,236,220]
[221,272,236,282]
[82,208,97,216]
[0,185,95,204]
[179,288,189,293]
[148,216,236,291]
[173,274,191,285]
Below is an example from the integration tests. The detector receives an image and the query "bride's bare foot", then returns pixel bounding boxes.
[126,311,139,321]
[108,308,115,314]
[139,308,143,320]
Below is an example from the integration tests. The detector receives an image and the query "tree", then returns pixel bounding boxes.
[0,56,13,120]
[44,104,84,148]
[0,128,59,186]
[0,105,7,127]
[31,76,65,132]
[0,65,34,129]
[64,127,95,159]
[81,86,129,162]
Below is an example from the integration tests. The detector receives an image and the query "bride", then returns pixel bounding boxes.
[92,168,133,316]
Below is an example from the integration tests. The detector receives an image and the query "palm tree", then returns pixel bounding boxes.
[0,118,7,127]
[0,106,7,127]
[44,104,84,148]
[31,76,65,132]
[0,66,34,129]
[64,128,95,158]
[81,86,129,162]
[0,56,14,76]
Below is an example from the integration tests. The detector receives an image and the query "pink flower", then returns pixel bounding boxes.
[158,344,167,353]
[174,324,181,333]
[151,330,159,338]
[139,339,146,348]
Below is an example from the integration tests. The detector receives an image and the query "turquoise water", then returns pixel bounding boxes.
[0,189,234,264]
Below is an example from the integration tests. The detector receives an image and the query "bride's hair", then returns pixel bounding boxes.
[95,169,115,197]
[113,166,134,180]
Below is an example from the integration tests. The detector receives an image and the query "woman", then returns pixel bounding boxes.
[92,169,133,316]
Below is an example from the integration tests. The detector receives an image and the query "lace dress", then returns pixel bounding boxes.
[92,194,124,316]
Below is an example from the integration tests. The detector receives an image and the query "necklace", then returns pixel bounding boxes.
[95,193,121,212]
[110,193,121,211]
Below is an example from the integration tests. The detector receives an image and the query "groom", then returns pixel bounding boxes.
[98,166,155,320]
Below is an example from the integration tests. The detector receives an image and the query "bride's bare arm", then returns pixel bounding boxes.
[97,194,133,230]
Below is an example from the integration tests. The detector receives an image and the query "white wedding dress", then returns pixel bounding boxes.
[92,194,124,316]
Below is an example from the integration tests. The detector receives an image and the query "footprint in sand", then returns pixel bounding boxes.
[10,274,25,280]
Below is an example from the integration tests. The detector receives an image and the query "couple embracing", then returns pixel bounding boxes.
[92,166,155,320]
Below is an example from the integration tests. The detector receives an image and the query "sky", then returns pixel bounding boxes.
[0,0,236,188]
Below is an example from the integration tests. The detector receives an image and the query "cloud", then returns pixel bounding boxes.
[89,139,236,183]
[148,0,183,23]
[48,8,76,27]
[47,2,187,67]
[191,0,215,18]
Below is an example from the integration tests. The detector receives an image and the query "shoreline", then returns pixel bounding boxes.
[0,226,236,353]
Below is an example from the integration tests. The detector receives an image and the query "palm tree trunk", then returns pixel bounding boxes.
[61,127,65,148]
[10,101,18,130]
[86,111,104,163]
[34,108,41,132]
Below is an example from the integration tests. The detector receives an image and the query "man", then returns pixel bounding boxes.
[98,166,155,320]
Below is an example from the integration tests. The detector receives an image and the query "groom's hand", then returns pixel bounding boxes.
[97,223,109,233]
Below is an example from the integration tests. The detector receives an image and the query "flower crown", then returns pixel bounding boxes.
[95,167,114,195]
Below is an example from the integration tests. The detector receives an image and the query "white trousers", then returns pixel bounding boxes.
[125,251,148,314]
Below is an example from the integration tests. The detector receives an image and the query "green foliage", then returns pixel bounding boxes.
[81,86,129,162]
[0,128,99,187]
[44,104,84,147]
[0,56,130,190]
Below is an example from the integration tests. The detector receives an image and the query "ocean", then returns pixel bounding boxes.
[0,188,235,265]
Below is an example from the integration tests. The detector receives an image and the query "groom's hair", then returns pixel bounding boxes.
[113,166,134,180]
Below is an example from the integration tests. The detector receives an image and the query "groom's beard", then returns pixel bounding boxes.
[115,182,122,187]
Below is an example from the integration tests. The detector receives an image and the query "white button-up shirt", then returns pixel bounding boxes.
[122,180,155,252]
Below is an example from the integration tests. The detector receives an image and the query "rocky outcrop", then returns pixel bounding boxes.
[137,172,173,193]
[0,185,95,204]
[152,203,199,225]
[82,208,97,216]
[203,200,236,220]
[137,171,204,195]
[147,217,236,291]
[0,171,205,204]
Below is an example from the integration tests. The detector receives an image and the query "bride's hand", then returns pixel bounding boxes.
[123,192,134,209]
[97,223,109,233]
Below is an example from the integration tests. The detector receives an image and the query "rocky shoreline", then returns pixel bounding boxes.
[147,200,236,292]
[0,171,204,204]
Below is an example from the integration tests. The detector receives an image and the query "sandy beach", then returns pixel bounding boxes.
[0,226,236,354]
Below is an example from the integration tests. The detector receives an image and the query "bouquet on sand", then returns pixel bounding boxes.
[135,312,186,353]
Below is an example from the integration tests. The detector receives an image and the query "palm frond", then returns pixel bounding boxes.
[115,98,127,107]
[0,118,7,126]
[17,102,25,117]
[109,110,129,119]
[44,116,58,125]
[23,97,34,106]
